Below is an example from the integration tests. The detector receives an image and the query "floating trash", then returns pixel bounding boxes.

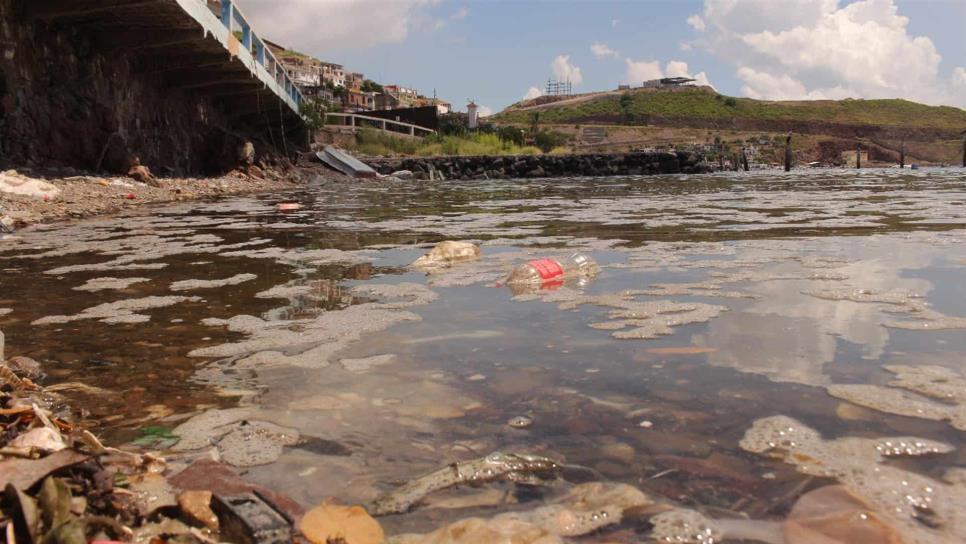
[508,415,533,429]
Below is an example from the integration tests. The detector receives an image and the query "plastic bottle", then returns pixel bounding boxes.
[506,252,598,285]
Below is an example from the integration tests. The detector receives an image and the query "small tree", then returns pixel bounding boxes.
[619,92,633,123]
[360,80,384,93]
[299,99,328,132]
[498,126,526,146]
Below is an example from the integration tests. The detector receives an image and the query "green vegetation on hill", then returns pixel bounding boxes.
[493,88,966,131]
[353,129,541,157]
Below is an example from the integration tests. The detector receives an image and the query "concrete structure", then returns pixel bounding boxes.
[320,62,346,88]
[346,90,376,111]
[641,77,696,89]
[0,0,307,174]
[323,113,437,138]
[467,101,479,129]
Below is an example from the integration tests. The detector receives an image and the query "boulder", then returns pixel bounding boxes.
[127,158,159,187]
[238,141,256,168]
[390,170,415,181]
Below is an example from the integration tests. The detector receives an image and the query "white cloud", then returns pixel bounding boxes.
[523,86,544,100]
[591,43,620,59]
[478,105,493,118]
[953,67,966,89]
[737,67,808,100]
[624,59,663,83]
[451,6,469,21]
[624,59,715,89]
[611,19,620,28]
[241,0,438,52]
[689,0,966,107]
[665,60,691,78]
[552,55,583,86]
[686,14,705,31]
[692,71,714,89]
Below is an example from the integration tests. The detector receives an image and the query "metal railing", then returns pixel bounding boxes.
[217,0,304,108]
[174,0,305,116]
[324,113,437,137]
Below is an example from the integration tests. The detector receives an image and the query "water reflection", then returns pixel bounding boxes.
[1,168,965,541]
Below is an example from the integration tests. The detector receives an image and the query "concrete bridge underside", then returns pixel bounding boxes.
[0,0,306,174]
[29,0,304,130]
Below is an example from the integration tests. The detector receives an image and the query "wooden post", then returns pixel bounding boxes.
[856,144,861,169]
[741,148,749,171]
[961,130,965,167]
[784,134,792,172]
[899,137,905,169]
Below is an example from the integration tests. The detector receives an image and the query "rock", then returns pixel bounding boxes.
[0,215,15,233]
[168,459,303,521]
[238,141,256,168]
[390,170,414,180]
[299,503,384,544]
[127,157,159,187]
[178,490,219,530]
[412,241,481,269]
[6,356,43,380]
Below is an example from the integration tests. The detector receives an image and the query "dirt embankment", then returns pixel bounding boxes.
[560,114,962,144]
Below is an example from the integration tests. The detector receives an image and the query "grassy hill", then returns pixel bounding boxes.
[493,87,966,134]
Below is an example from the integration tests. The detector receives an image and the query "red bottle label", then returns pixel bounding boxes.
[529,259,564,280]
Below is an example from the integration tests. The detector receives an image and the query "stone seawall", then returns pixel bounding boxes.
[365,151,707,180]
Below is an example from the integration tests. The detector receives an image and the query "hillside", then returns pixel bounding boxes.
[491,87,966,165]
[493,87,966,137]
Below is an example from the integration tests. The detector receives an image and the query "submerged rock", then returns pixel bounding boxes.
[828,365,966,430]
[171,409,299,467]
[741,415,964,544]
[390,482,652,543]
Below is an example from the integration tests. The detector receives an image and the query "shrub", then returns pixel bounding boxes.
[533,130,571,153]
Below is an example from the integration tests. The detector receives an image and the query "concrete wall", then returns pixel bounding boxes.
[366,151,707,180]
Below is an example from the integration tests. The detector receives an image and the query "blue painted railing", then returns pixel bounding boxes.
[218,0,303,108]
[169,0,305,115]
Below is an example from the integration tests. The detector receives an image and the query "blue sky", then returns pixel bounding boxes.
[244,0,966,114]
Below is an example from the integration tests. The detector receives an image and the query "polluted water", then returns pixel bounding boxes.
[1,168,965,542]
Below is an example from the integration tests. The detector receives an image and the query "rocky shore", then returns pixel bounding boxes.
[366,150,708,180]
[0,158,345,231]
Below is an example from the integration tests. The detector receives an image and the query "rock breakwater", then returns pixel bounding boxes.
[366,151,707,180]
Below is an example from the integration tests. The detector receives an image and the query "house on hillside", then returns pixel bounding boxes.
[376,85,419,110]
[347,90,376,112]
[320,62,346,88]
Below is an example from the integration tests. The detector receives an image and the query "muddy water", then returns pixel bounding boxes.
[2,168,966,542]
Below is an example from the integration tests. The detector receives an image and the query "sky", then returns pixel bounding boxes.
[239,0,966,116]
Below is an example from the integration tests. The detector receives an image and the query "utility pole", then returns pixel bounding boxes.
[784,134,792,172]
[961,130,965,168]
[899,137,905,169]
[856,144,861,169]
[741,147,749,171]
